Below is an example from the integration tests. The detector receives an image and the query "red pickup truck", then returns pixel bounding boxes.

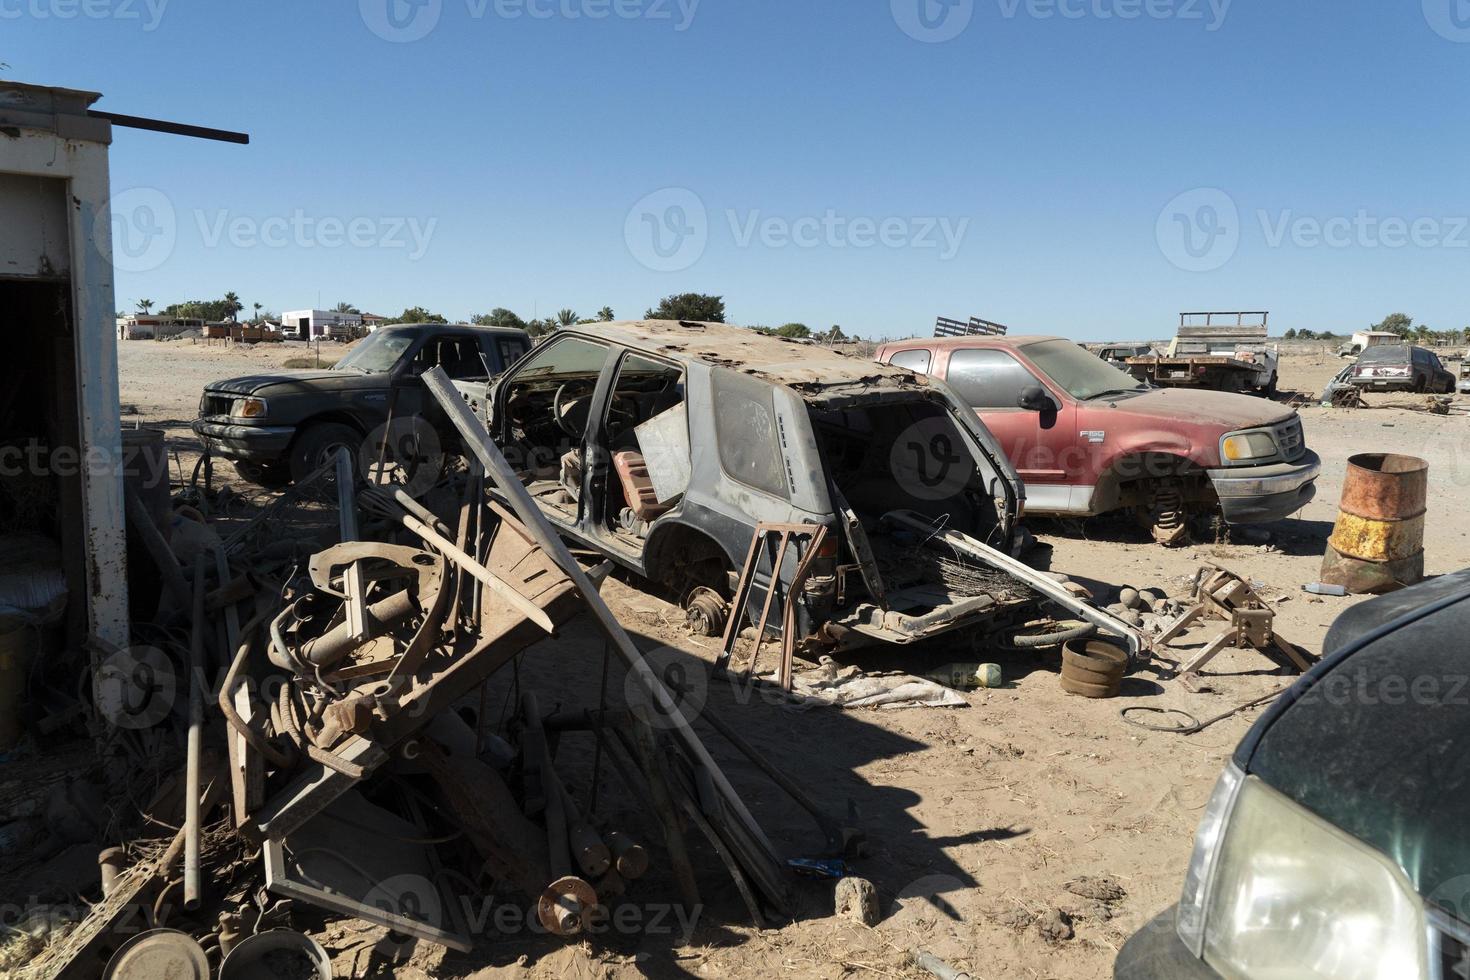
[874,336,1321,545]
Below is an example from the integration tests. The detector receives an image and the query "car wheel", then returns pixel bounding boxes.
[287,422,362,484]
[232,460,291,489]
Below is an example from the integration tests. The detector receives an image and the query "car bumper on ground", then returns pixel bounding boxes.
[191,419,296,462]
[1208,450,1321,524]
[1350,379,1415,391]
[1114,907,1222,979]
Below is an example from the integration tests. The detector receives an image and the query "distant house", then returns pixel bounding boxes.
[117,315,204,340]
[360,313,388,331]
[280,309,365,341]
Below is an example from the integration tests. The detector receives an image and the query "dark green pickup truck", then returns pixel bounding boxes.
[192,323,531,486]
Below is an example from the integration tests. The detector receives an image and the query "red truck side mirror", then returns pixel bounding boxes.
[1018,385,1057,413]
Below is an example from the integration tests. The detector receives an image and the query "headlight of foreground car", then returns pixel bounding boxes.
[1220,431,1278,463]
[231,397,268,419]
[1178,767,1428,979]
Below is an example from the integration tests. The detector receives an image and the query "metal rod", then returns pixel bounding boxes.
[184,561,205,910]
[398,510,556,634]
[124,488,191,607]
[881,509,1146,659]
[422,367,783,868]
[90,109,250,144]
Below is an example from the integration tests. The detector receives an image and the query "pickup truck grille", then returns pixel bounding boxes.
[1272,417,1306,462]
[200,393,234,418]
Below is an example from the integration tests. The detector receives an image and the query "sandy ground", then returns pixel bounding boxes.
[111,339,1470,980]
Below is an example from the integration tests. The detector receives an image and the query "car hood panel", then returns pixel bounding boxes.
[1105,388,1296,429]
[205,371,380,396]
[1236,569,1470,914]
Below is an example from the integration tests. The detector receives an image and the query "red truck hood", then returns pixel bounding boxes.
[1103,387,1295,428]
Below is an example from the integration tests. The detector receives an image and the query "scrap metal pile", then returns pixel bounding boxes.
[29,373,859,978]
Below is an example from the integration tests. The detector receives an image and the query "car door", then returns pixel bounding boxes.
[490,334,615,534]
[938,348,1079,502]
[1429,352,1453,391]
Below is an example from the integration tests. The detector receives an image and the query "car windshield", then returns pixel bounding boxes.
[1022,339,1150,400]
[333,331,414,374]
[1359,346,1410,363]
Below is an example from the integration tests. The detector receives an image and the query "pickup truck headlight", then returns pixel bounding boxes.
[231,397,268,419]
[1220,431,1277,463]
[1180,772,1428,979]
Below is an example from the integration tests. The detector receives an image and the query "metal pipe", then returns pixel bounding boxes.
[125,488,191,607]
[217,604,295,769]
[184,562,205,910]
[422,367,784,870]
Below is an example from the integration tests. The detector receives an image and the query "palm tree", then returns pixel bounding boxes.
[597,306,615,322]
[557,309,580,327]
[252,302,263,323]
[333,301,360,314]
[223,291,242,322]
[136,298,153,314]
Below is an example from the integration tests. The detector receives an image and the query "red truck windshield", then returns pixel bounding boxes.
[1022,339,1149,400]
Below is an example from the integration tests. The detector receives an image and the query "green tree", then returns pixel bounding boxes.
[556,309,580,328]
[1372,313,1414,337]
[646,293,726,323]
[333,301,360,314]
[223,291,243,322]
[136,298,153,314]
[774,323,811,339]
[392,306,448,325]
[471,308,527,330]
[525,318,556,338]
[1283,328,1298,340]
[597,306,615,322]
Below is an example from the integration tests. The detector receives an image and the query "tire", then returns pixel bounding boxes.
[1059,673,1120,699]
[1264,373,1279,397]
[1062,638,1130,676]
[232,460,291,489]
[287,422,362,484]
[1413,377,1427,394]
[1062,662,1124,687]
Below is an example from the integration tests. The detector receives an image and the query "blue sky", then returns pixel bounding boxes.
[8,0,1470,339]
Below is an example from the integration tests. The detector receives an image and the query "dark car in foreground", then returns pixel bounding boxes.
[193,323,530,486]
[1350,344,1456,394]
[1115,569,1470,979]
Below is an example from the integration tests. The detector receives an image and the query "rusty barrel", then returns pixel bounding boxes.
[1320,453,1427,594]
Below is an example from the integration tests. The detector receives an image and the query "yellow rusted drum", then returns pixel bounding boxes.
[1321,453,1427,594]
